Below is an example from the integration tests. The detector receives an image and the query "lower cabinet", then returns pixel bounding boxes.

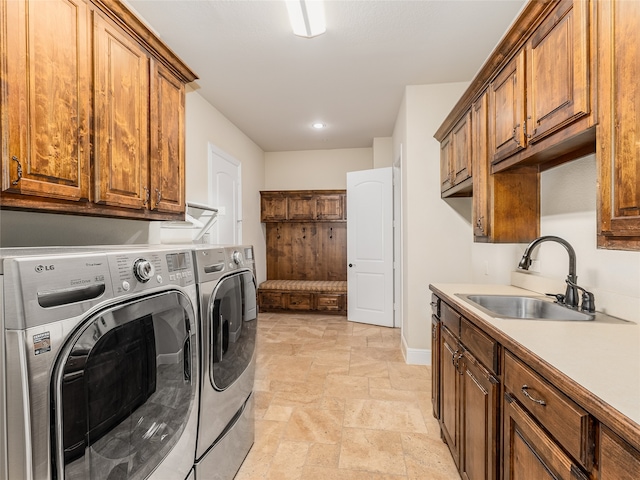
[430,293,640,480]
[257,290,346,314]
[439,320,499,478]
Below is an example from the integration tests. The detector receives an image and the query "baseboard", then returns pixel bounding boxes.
[401,333,431,365]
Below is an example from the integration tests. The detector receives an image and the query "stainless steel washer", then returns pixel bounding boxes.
[193,245,257,480]
[0,246,199,480]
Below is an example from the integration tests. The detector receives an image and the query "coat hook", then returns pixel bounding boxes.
[302,226,306,239]
[277,225,280,239]
[330,227,333,239]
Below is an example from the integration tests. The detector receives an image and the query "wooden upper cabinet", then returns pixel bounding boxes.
[316,194,343,220]
[489,49,526,165]
[472,93,490,239]
[288,195,316,221]
[525,0,589,144]
[93,12,149,210]
[597,0,640,250]
[0,0,196,219]
[261,190,345,222]
[441,111,472,197]
[1,0,91,201]
[261,193,288,222]
[150,60,185,214]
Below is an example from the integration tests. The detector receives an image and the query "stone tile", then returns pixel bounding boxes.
[284,406,344,444]
[387,362,430,392]
[252,419,287,455]
[351,346,405,363]
[339,428,406,475]
[324,374,370,399]
[266,440,310,480]
[401,433,461,479]
[263,404,294,422]
[305,443,341,467]
[343,398,427,433]
[300,466,374,479]
[349,354,389,378]
[368,377,392,390]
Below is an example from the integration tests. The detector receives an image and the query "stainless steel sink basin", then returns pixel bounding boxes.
[456,294,595,321]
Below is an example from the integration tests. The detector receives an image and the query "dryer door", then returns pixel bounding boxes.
[52,290,197,480]
[209,270,257,390]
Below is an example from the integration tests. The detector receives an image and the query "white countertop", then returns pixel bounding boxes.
[431,283,640,432]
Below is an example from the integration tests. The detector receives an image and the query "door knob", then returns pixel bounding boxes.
[348,263,355,268]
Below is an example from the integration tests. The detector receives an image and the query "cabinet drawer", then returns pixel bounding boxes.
[258,291,285,309]
[316,294,344,311]
[287,293,313,310]
[461,317,498,374]
[504,351,594,470]
[441,302,461,336]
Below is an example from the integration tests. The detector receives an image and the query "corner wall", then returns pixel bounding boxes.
[394,82,472,363]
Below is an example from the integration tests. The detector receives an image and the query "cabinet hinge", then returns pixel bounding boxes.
[570,464,589,480]
[504,392,515,404]
[489,375,499,385]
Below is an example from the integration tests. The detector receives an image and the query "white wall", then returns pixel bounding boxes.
[264,148,372,190]
[182,86,266,283]
[470,154,640,323]
[394,82,472,360]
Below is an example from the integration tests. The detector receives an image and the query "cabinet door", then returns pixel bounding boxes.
[261,194,288,222]
[503,394,587,480]
[2,0,90,201]
[288,195,316,220]
[472,93,490,239]
[490,49,526,165]
[440,326,461,469]
[93,12,149,210]
[460,352,498,480]
[526,0,589,144]
[316,194,343,220]
[597,0,640,249]
[440,134,454,193]
[452,111,472,186]
[150,60,185,213]
[599,426,640,480]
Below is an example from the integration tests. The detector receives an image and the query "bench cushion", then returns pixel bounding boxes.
[259,280,347,293]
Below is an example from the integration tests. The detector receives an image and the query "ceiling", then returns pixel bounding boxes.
[125,0,526,152]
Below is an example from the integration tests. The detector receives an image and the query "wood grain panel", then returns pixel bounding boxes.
[150,60,185,213]
[2,0,90,200]
[599,426,640,479]
[93,11,149,209]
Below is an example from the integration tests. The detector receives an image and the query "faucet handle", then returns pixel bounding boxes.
[580,291,596,313]
[545,292,565,303]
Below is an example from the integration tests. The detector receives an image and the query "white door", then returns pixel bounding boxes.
[347,167,394,327]
[208,144,242,244]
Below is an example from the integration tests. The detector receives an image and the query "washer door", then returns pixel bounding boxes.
[52,291,197,480]
[209,270,257,390]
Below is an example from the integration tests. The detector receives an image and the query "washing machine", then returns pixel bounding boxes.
[0,246,199,480]
[192,245,257,480]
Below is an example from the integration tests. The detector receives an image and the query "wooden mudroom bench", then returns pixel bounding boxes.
[258,280,347,315]
[259,189,349,315]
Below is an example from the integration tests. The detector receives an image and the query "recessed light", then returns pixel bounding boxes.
[312,122,326,129]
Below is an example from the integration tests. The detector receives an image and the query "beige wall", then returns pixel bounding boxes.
[373,137,393,168]
[394,82,472,360]
[183,86,267,282]
[264,148,372,190]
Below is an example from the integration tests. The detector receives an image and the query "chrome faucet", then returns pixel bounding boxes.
[518,236,579,309]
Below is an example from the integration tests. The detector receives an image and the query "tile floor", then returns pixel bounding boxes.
[234,312,460,480]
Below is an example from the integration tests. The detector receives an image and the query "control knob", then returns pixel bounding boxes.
[133,258,154,283]
[231,250,243,265]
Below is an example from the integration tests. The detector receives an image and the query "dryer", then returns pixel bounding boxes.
[192,245,257,480]
[0,246,199,480]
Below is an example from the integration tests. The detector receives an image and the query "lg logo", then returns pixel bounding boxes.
[35,264,55,273]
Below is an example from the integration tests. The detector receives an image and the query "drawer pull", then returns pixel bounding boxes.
[521,385,546,406]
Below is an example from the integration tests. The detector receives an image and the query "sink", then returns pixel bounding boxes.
[456,294,595,321]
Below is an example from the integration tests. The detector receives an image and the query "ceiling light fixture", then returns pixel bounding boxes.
[312,122,326,129]
[286,0,326,38]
